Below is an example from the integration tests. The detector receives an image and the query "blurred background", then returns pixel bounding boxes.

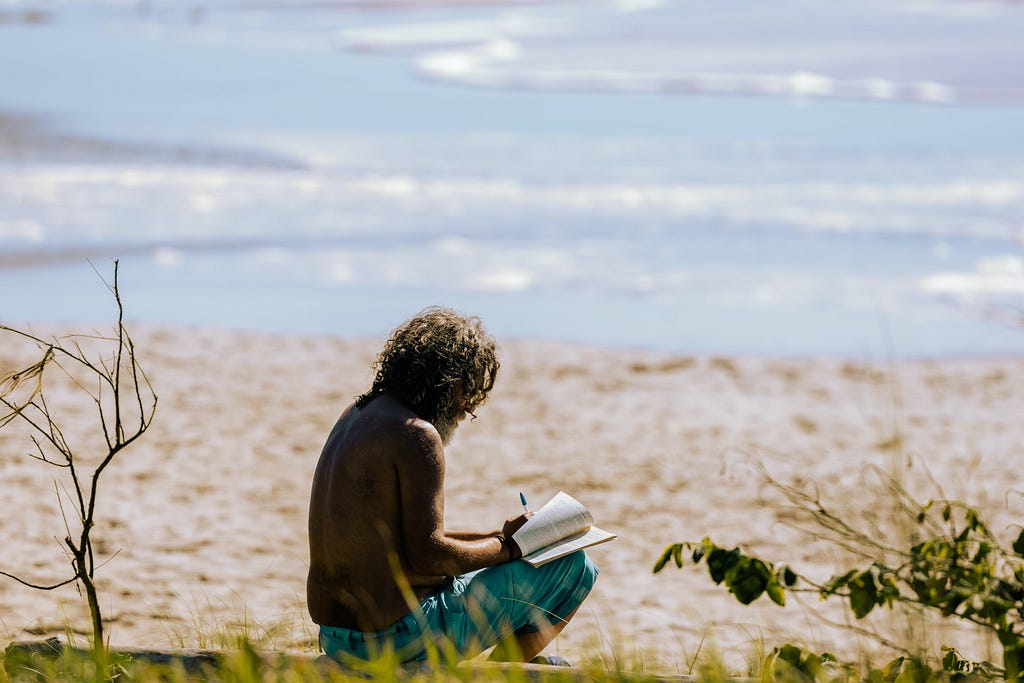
[1,0,1022,356]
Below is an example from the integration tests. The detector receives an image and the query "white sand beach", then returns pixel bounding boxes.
[2,324,1022,671]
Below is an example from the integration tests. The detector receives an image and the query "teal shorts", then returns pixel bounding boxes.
[318,550,598,663]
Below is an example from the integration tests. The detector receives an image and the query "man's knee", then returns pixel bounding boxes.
[562,550,598,588]
[532,551,598,627]
[540,550,599,597]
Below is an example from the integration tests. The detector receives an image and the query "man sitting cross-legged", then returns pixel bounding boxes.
[307,307,598,665]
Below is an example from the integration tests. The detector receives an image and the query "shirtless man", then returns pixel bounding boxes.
[307,307,598,665]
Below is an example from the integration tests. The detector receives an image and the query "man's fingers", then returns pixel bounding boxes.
[501,513,531,537]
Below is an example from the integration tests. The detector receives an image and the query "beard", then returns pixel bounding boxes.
[432,405,465,447]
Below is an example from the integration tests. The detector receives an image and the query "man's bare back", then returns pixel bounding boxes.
[308,396,435,629]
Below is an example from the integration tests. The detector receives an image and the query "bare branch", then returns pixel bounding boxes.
[0,570,77,592]
[36,392,74,458]
[1,259,155,654]
[87,526,95,579]
[0,396,72,460]
[800,602,916,657]
[54,480,77,548]
[88,258,118,299]
[26,435,68,468]
[0,347,54,429]
[0,325,104,377]
[96,376,114,452]
[94,547,124,572]
[112,263,125,445]
[55,534,75,567]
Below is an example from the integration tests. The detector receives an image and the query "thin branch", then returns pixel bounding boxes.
[93,547,124,572]
[0,347,52,427]
[127,330,154,433]
[36,392,74,458]
[26,436,56,467]
[54,534,75,568]
[802,605,916,657]
[60,432,88,522]
[0,570,77,592]
[50,355,104,414]
[757,459,935,564]
[0,325,103,376]
[54,480,77,548]
[95,376,114,452]
[64,536,83,567]
[774,492,903,559]
[26,436,68,468]
[773,518,907,565]
[114,295,126,445]
[88,257,118,300]
[0,396,73,461]
[87,527,95,579]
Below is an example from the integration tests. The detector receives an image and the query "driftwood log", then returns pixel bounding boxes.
[3,638,348,678]
[4,638,719,681]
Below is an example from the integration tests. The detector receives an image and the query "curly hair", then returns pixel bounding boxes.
[356,307,499,425]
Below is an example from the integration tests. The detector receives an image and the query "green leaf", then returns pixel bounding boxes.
[775,644,805,669]
[780,564,798,587]
[770,644,828,680]
[691,545,706,563]
[893,659,919,683]
[672,543,684,569]
[942,647,963,673]
[653,545,676,574]
[726,557,771,605]
[848,569,879,619]
[1013,529,1024,557]
[706,545,741,584]
[882,656,907,681]
[877,571,900,606]
[766,579,786,606]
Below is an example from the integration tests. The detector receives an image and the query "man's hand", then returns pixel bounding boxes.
[500,513,532,561]
[502,512,532,537]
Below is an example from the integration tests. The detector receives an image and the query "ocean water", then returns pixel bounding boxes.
[0,0,1022,356]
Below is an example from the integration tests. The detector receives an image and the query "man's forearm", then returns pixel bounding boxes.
[411,534,510,576]
[442,531,521,567]
[409,514,530,574]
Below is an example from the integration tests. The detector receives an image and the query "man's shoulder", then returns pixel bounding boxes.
[358,395,443,451]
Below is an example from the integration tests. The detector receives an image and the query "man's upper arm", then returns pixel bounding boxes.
[393,420,448,566]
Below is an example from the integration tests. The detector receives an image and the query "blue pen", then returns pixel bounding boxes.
[519,492,529,514]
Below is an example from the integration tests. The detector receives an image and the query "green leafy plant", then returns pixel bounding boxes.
[655,489,1024,679]
[654,538,797,607]
[763,643,857,683]
[756,643,1003,683]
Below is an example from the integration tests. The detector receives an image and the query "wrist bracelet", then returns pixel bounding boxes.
[496,534,513,561]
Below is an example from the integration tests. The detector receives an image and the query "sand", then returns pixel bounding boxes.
[1,323,1022,672]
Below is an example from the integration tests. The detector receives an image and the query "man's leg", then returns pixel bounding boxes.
[490,606,581,662]
[451,550,598,662]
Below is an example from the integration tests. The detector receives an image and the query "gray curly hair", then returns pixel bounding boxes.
[356,307,499,426]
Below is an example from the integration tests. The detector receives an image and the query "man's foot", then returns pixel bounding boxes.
[530,655,573,667]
